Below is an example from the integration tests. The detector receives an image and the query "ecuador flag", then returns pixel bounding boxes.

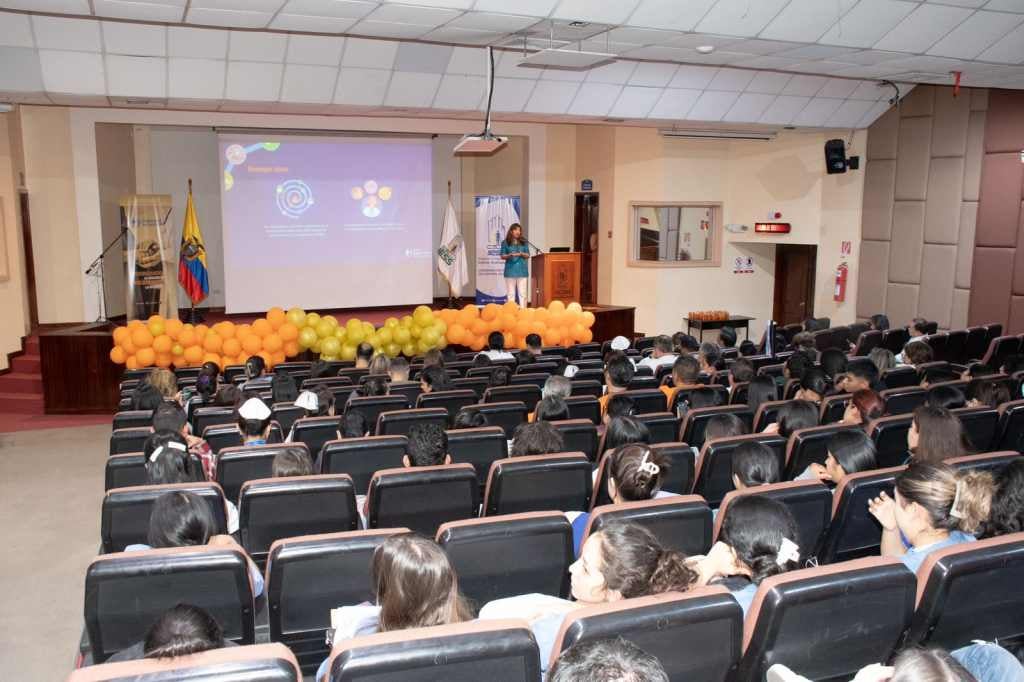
[178,182,209,304]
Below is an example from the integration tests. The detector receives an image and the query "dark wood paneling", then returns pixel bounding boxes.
[589,305,636,342]
[40,323,121,414]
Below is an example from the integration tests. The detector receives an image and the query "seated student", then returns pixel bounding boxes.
[193,361,220,402]
[771,645,1023,682]
[1000,353,1024,377]
[728,358,755,395]
[908,405,969,465]
[900,340,933,368]
[106,603,231,663]
[966,380,1011,409]
[791,332,818,361]
[542,375,572,401]
[152,402,215,478]
[739,339,758,357]
[562,346,583,378]
[549,638,669,682]
[419,365,452,395]
[236,398,273,446]
[697,342,721,376]
[673,332,700,355]
[869,462,993,572]
[730,441,781,491]
[819,349,848,382]
[602,416,652,455]
[515,349,534,367]
[367,354,390,377]
[356,423,450,522]
[837,362,880,394]
[272,447,313,478]
[489,365,511,387]
[146,368,178,400]
[920,366,959,388]
[340,411,368,438]
[127,491,262,596]
[797,429,877,486]
[783,351,812,383]
[296,385,336,419]
[718,326,737,349]
[868,347,897,375]
[346,376,389,410]
[704,413,749,442]
[388,356,410,383]
[452,410,488,430]
[422,348,445,369]
[479,521,697,673]
[661,355,704,410]
[636,335,677,372]
[869,313,891,332]
[534,396,570,423]
[525,333,543,357]
[980,459,1024,538]
[927,384,967,410]
[603,394,636,427]
[241,356,272,391]
[747,375,778,417]
[271,368,299,404]
[570,444,670,554]
[473,354,493,369]
[478,331,515,361]
[316,534,473,682]
[909,317,929,339]
[689,496,801,615]
[600,356,635,418]
[510,421,565,456]
[213,384,242,408]
[354,342,374,370]
[961,363,997,382]
[842,389,885,428]
[308,360,332,379]
[795,368,829,404]
[763,399,818,437]
[131,382,165,412]
[441,347,457,363]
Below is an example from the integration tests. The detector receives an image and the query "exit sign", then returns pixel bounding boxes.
[754,222,791,234]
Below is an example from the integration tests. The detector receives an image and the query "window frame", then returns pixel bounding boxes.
[628,201,723,268]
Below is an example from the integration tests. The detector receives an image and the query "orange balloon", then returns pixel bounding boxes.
[266,307,286,329]
[136,347,156,367]
[125,355,138,369]
[543,329,560,346]
[278,322,298,342]
[184,345,203,364]
[172,355,186,368]
[109,346,126,364]
[194,324,210,339]
[481,303,500,321]
[178,328,197,348]
[131,327,154,349]
[258,350,273,367]
[549,300,566,314]
[164,318,183,339]
[203,353,222,369]
[203,333,223,353]
[500,314,517,331]
[242,333,263,355]
[120,336,137,356]
[579,328,593,343]
[469,336,485,351]
[471,319,488,336]
[112,327,129,346]
[213,321,234,339]
[236,324,251,338]
[222,338,241,357]
[514,320,531,337]
[283,340,300,357]
[447,323,467,345]
[571,323,586,341]
[251,318,272,338]
[582,311,596,327]
[263,334,283,353]
[152,335,173,354]
[155,353,173,368]
[127,319,145,331]
[502,300,519,314]
[271,350,286,366]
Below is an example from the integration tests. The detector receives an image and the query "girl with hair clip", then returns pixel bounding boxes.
[907,405,971,465]
[689,496,802,615]
[981,459,1024,538]
[236,397,273,446]
[797,429,877,488]
[147,368,179,399]
[568,444,671,554]
[316,534,473,681]
[479,521,698,673]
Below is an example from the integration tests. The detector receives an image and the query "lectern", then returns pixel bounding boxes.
[531,252,581,307]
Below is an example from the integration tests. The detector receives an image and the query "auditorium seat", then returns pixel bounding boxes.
[574,359,604,370]
[733,557,916,681]
[437,512,573,604]
[101,482,229,553]
[945,451,1022,474]
[68,643,301,682]
[980,335,1021,369]
[216,443,300,502]
[881,366,920,390]
[950,406,1000,452]
[619,388,669,415]
[466,367,496,379]
[634,336,657,352]
[484,385,541,412]
[626,376,660,391]
[831,326,852,350]
[84,546,255,663]
[694,434,788,507]
[344,395,410,431]
[301,376,350,389]
[680,406,754,451]
[945,329,968,365]
[815,466,904,564]
[416,389,478,426]
[324,620,540,682]
[811,328,834,352]
[636,412,679,444]
[550,419,599,463]
[564,395,600,424]
[753,399,790,433]
[714,480,832,555]
[317,436,407,491]
[549,588,742,682]
[924,333,949,363]
[882,328,910,355]
[785,424,859,479]
[375,407,447,437]
[366,464,478,536]
[457,402,527,438]
[568,380,603,399]
[385,380,422,406]
[964,326,989,362]
[338,368,368,383]
[853,330,883,357]
[116,397,131,411]
[239,475,359,568]
[452,377,490,400]
[867,415,913,468]
[880,386,927,416]
[904,533,1024,651]
[103,454,148,492]
[483,453,591,516]
[204,423,284,454]
[270,403,305,435]
[728,382,749,406]
[120,368,150,382]
[570,368,605,383]
[192,406,237,436]
[328,385,357,407]
[783,378,801,400]
[445,426,508,489]
[510,372,549,390]
[111,410,152,431]
[109,427,151,455]
[820,393,850,424]
[995,399,1024,451]
[265,528,408,674]
[582,496,713,556]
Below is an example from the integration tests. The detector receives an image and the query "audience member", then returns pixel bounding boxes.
[980,459,1024,538]
[682,387,725,414]
[795,368,829,404]
[673,333,700,354]
[272,447,313,478]
[869,347,897,375]
[535,396,570,423]
[548,638,669,682]
[106,603,229,663]
[819,349,848,381]
[147,368,178,399]
[295,384,335,419]
[602,416,651,455]
[603,394,635,426]
[868,314,890,332]
[152,401,214,478]
[920,367,959,388]
[908,405,969,464]
[452,410,488,430]
[236,397,273,445]
[367,354,390,377]
[764,400,818,437]
[489,366,511,387]
[909,317,929,338]
[704,413,748,442]
[1000,354,1024,377]
[388,356,410,383]
[728,358,755,394]
[636,335,676,372]
[241,356,271,390]
[542,374,572,400]
[525,333,543,356]
[927,385,967,410]
[798,429,877,487]
[731,441,781,490]
[271,367,299,404]
[510,421,565,456]
[422,348,444,369]
[961,363,996,382]
[791,332,818,360]
[194,363,220,403]
[404,423,450,467]
[746,375,777,416]
[354,343,374,369]
[600,356,635,417]
[479,331,515,361]
[131,382,165,411]
[837,362,880,394]
[718,326,737,349]
[340,411,368,438]
[661,355,702,410]
[698,342,720,375]
[515,349,534,367]
[901,340,933,368]
[842,389,885,428]
[738,339,758,357]
[144,430,203,485]
[783,351,812,382]
[966,380,1011,409]
[419,366,451,394]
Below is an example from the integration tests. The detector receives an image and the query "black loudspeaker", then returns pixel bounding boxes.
[825,138,847,174]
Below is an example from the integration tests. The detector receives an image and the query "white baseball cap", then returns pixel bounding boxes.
[610,336,630,351]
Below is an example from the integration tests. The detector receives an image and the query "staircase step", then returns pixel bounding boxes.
[0,372,44,393]
[0,391,44,414]
[10,354,41,374]
[23,337,40,354]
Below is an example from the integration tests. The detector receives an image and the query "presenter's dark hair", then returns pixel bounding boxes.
[504,223,523,245]
[487,332,505,351]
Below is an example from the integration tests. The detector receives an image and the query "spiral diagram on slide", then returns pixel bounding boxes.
[276,179,314,218]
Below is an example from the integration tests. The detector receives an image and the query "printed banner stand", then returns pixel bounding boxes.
[474,195,521,305]
[121,194,175,320]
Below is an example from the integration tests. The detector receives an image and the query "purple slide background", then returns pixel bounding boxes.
[220,136,432,267]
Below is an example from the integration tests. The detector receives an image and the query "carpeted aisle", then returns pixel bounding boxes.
[0,423,109,679]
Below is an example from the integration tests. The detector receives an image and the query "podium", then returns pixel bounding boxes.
[531,251,581,307]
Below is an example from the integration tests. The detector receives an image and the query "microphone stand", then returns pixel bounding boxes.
[85,227,127,323]
[522,236,543,256]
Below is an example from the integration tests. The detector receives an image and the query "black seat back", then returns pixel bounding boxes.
[786,424,860,478]
[565,395,600,423]
[584,496,713,556]
[112,410,152,431]
[217,443,307,503]
[568,379,603,398]
[483,384,542,411]
[715,480,832,556]
[816,466,904,564]
[882,328,910,354]
[951,406,999,451]
[367,464,478,536]
[753,399,789,432]
[104,454,147,491]
[483,453,592,516]
[636,412,679,444]
[853,330,883,356]
[317,436,408,492]
[868,415,914,468]
[964,326,989,362]
[820,393,850,424]
[101,482,228,553]
[880,386,927,415]
[271,403,306,435]
[68,643,302,681]
[996,400,1024,451]
[679,406,753,450]
[622,388,668,414]
[881,366,919,389]
[550,419,599,463]
[945,451,1022,474]
[109,427,151,455]
[458,401,526,438]
[416,390,478,427]
[444,426,508,490]
[204,422,284,454]
[510,373,549,390]
[695,434,787,507]
[945,329,968,364]
[193,406,236,436]
[451,377,489,400]
[375,407,448,436]
[286,416,340,459]
[345,395,410,430]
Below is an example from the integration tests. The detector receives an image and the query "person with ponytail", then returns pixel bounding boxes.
[480,521,697,673]
[868,462,994,572]
[689,496,802,615]
[569,444,670,554]
[106,604,231,663]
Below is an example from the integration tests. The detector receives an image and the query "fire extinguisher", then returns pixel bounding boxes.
[834,263,848,302]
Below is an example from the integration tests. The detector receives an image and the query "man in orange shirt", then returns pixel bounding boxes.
[660,355,703,411]
[599,355,634,418]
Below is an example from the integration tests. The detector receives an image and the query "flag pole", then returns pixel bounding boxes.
[445,180,457,309]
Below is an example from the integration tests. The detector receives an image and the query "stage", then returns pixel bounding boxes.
[39,302,635,414]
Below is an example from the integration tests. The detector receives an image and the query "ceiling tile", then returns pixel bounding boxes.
[553,0,642,25]
[540,66,587,81]
[525,78,580,113]
[826,98,875,126]
[168,57,225,98]
[490,76,537,111]
[187,8,274,28]
[432,73,484,109]
[695,0,790,37]
[105,54,166,97]
[685,89,739,120]
[0,0,89,10]
[39,49,105,94]
[720,91,776,122]
[926,0,986,6]
[382,0,472,7]
[628,61,679,86]
[228,31,286,62]
[791,96,844,125]
[858,99,895,126]
[775,44,862,60]
[928,9,1024,58]
[583,59,638,83]
[725,38,801,55]
[280,63,337,102]
[0,12,33,48]
[849,80,887,99]
[32,16,101,51]
[606,26,679,44]
[816,78,859,98]
[758,94,810,124]
[781,74,828,96]
[93,1,186,22]
[421,26,501,44]
[760,0,859,42]
[730,55,805,70]
[445,46,486,75]
[365,3,460,25]
[102,21,166,56]
[608,85,661,117]
[977,22,1024,62]
[349,20,430,38]
[191,0,283,10]
[647,87,701,118]
[874,4,973,53]
[280,0,377,18]
[226,60,283,99]
[707,67,756,91]
[446,11,537,31]
[567,81,622,115]
[334,66,390,104]
[286,35,345,65]
[495,50,539,79]
[626,0,714,31]
[985,0,1024,10]
[744,70,792,94]
[394,42,453,73]
[168,27,228,58]
[342,37,398,68]
[667,64,719,88]
[0,47,43,90]
[271,14,357,31]
[818,0,918,47]
[618,45,692,60]
[472,0,558,15]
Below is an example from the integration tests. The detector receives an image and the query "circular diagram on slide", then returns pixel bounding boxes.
[276,180,314,218]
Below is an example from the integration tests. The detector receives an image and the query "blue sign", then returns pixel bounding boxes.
[581,179,593,191]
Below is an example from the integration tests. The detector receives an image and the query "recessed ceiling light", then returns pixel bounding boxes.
[696,45,715,54]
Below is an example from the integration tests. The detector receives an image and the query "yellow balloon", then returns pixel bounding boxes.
[286,307,307,327]
[340,344,357,361]
[305,312,322,328]
[321,337,341,356]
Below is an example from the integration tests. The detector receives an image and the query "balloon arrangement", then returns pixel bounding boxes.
[109,301,595,369]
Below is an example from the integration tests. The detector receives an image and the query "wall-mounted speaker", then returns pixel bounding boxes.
[825,139,847,174]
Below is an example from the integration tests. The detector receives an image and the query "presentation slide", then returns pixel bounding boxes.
[219,134,433,313]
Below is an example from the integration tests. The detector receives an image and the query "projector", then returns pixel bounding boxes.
[453,132,508,155]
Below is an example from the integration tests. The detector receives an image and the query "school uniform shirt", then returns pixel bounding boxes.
[899,531,975,573]
[500,242,530,279]
[636,354,677,372]
[477,349,515,361]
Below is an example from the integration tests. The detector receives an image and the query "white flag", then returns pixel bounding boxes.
[437,198,468,293]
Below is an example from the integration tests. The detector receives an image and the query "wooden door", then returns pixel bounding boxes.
[573,192,599,305]
[773,244,817,325]
[19,192,38,328]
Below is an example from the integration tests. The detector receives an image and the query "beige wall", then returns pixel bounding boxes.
[0,111,29,369]
[94,123,135,318]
